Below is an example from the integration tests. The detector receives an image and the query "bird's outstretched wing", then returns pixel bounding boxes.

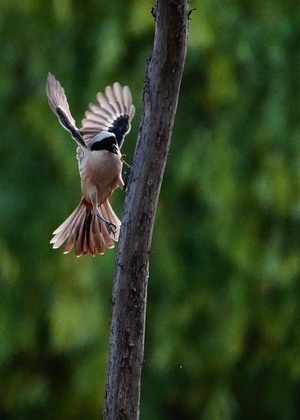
[46,73,86,149]
[81,82,135,148]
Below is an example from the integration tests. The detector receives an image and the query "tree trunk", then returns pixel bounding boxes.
[104,0,189,418]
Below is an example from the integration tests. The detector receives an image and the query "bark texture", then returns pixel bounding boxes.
[104,1,189,418]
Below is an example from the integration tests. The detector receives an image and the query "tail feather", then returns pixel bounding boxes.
[50,198,121,256]
[75,212,88,256]
[93,216,104,255]
[51,203,85,249]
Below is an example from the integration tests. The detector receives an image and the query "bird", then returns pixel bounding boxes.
[46,72,135,256]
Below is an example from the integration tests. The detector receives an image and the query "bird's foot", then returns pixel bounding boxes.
[122,157,132,191]
[106,221,117,237]
[123,168,131,191]
[95,211,117,237]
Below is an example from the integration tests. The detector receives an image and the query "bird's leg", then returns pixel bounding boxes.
[123,168,131,192]
[94,207,116,237]
[121,156,132,192]
[90,189,117,237]
[90,195,117,237]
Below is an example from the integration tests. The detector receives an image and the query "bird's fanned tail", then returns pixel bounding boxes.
[50,198,120,257]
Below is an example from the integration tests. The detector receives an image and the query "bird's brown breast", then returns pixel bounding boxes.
[80,151,123,205]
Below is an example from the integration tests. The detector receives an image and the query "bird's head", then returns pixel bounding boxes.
[89,131,119,154]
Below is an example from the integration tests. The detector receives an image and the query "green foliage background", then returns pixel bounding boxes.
[1,0,300,418]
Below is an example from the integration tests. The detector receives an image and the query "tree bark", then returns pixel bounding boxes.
[104,1,189,418]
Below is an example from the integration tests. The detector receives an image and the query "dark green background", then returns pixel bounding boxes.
[1,0,300,418]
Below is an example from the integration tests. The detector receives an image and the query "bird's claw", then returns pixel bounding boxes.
[123,168,131,191]
[106,222,116,237]
[122,158,132,191]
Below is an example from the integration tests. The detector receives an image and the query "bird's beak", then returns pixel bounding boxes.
[112,144,119,155]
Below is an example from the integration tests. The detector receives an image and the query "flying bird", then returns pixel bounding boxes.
[46,73,135,256]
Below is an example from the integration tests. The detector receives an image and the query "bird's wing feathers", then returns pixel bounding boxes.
[46,72,76,127]
[81,82,135,148]
[46,74,135,175]
[46,73,86,148]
